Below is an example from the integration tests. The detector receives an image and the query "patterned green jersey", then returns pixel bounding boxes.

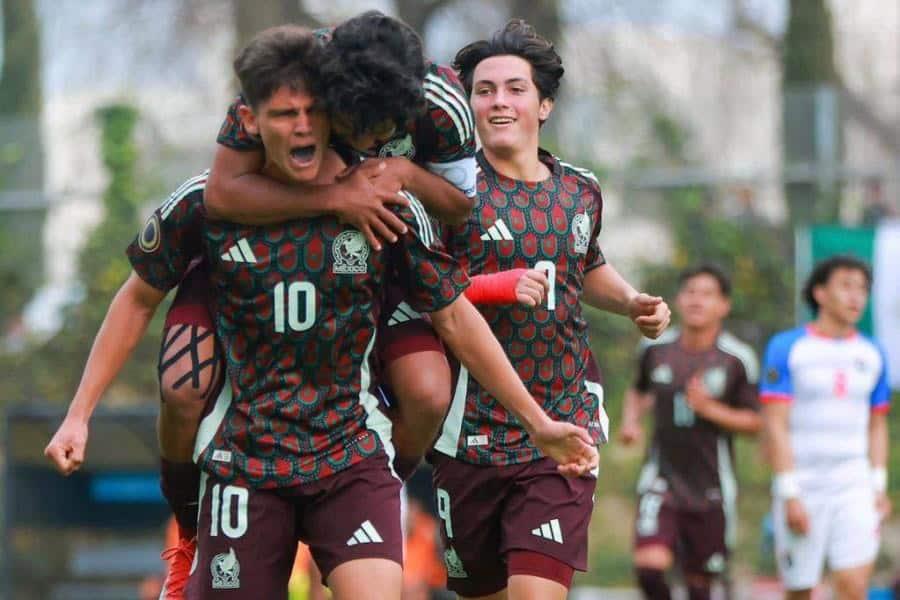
[128,172,468,488]
[434,150,608,466]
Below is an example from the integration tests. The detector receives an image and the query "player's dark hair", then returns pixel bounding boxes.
[678,264,732,297]
[454,19,564,104]
[234,25,323,109]
[319,10,426,139]
[803,255,872,314]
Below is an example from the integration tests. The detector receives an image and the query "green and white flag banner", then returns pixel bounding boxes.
[796,219,900,388]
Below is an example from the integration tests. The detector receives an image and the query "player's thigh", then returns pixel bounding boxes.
[297,451,403,584]
[771,495,828,591]
[502,458,596,582]
[507,573,568,600]
[679,506,729,577]
[431,453,510,598]
[159,262,223,410]
[634,490,677,570]
[827,484,879,574]
[187,473,296,600]
[830,562,872,600]
[327,558,402,600]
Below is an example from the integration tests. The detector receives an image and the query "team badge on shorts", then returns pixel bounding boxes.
[138,214,161,253]
[444,546,468,578]
[571,213,591,254]
[333,230,370,274]
[211,547,241,589]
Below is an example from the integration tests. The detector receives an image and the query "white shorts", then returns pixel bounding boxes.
[772,482,880,590]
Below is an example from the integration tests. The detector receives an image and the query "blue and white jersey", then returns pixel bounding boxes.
[760,326,890,482]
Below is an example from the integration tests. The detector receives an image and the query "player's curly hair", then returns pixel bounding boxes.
[454,19,564,103]
[234,25,323,109]
[319,11,427,139]
[803,255,872,314]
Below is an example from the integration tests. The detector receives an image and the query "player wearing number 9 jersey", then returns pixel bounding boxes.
[429,20,671,600]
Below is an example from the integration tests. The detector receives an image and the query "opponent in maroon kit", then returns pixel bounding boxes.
[47,25,596,600]
[430,20,671,599]
[619,265,761,600]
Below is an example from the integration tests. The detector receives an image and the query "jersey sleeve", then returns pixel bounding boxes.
[216,95,263,152]
[389,191,470,313]
[730,354,761,411]
[126,173,208,291]
[634,343,654,393]
[759,331,797,403]
[584,181,607,272]
[420,64,477,198]
[871,341,891,413]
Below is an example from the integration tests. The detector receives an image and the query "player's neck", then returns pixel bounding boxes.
[483,146,550,183]
[679,325,720,352]
[811,314,857,339]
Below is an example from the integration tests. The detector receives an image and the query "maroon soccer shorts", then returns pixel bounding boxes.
[187,452,403,599]
[634,489,729,576]
[377,283,445,365]
[431,454,596,597]
[164,258,215,330]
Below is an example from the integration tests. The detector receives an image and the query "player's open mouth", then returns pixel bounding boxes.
[489,116,515,126]
[290,145,316,167]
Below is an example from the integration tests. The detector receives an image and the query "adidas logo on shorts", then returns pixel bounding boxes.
[346,520,383,546]
[531,518,564,544]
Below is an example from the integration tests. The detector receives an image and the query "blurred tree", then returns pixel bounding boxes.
[395,0,450,38]
[508,0,560,52]
[782,0,837,84]
[234,0,321,48]
[0,0,45,333]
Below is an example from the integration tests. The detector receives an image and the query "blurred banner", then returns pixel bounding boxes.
[796,220,900,388]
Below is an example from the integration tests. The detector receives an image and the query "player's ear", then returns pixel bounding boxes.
[538,97,554,122]
[239,103,260,136]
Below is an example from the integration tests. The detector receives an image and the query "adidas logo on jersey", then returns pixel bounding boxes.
[480,219,514,241]
[388,302,423,326]
[220,239,257,264]
[346,520,383,546]
[531,518,564,544]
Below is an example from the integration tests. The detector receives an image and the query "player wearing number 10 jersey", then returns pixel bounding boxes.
[430,20,671,600]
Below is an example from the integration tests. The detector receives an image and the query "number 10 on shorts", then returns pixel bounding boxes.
[209,483,249,539]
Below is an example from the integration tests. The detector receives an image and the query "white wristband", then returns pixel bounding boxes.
[871,466,888,494]
[773,471,801,500]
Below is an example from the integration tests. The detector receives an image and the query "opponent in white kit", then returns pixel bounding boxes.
[761,256,891,600]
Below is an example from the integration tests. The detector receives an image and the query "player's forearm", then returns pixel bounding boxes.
[582,263,638,315]
[402,161,474,225]
[67,274,163,423]
[431,297,549,434]
[869,412,889,468]
[762,405,795,473]
[701,402,762,434]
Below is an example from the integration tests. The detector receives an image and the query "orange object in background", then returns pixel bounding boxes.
[404,500,446,592]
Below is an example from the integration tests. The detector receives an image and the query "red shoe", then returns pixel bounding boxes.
[160,532,196,600]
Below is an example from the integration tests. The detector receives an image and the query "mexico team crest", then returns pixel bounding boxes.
[378,134,415,159]
[703,366,728,397]
[333,230,370,274]
[572,213,591,254]
[211,547,240,589]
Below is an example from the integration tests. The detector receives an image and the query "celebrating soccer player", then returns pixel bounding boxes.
[619,265,761,600]
[761,256,891,600]
[427,20,671,600]
[45,24,596,600]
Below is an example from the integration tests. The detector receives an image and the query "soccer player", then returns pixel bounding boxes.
[761,256,891,600]
[46,25,596,600]
[619,265,761,600]
[429,21,672,600]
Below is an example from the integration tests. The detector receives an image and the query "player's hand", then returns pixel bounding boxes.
[44,416,88,476]
[876,491,893,521]
[353,157,410,193]
[334,164,409,251]
[618,421,643,446]
[785,498,810,535]
[627,294,671,339]
[684,374,717,418]
[515,269,549,307]
[530,419,599,478]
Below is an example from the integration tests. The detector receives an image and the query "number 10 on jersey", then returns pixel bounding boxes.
[273,281,316,333]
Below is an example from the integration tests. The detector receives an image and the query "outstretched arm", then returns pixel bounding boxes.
[44,272,166,475]
[582,262,671,338]
[430,295,598,477]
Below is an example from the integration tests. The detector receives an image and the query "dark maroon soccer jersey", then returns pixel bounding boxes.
[128,174,469,488]
[634,328,760,510]
[217,59,476,196]
[433,149,607,466]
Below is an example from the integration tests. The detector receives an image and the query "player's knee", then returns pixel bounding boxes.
[394,371,451,423]
[633,545,673,571]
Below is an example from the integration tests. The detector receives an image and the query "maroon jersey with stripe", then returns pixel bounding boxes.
[128,172,468,488]
[433,149,607,466]
[634,329,760,509]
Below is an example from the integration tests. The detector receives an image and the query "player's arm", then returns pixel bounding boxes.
[44,273,166,475]
[430,295,598,477]
[869,350,891,518]
[618,387,654,446]
[582,262,670,339]
[464,268,549,307]
[684,374,762,434]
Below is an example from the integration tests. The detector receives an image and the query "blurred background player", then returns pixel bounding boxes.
[431,20,670,600]
[619,264,761,600]
[761,256,891,600]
